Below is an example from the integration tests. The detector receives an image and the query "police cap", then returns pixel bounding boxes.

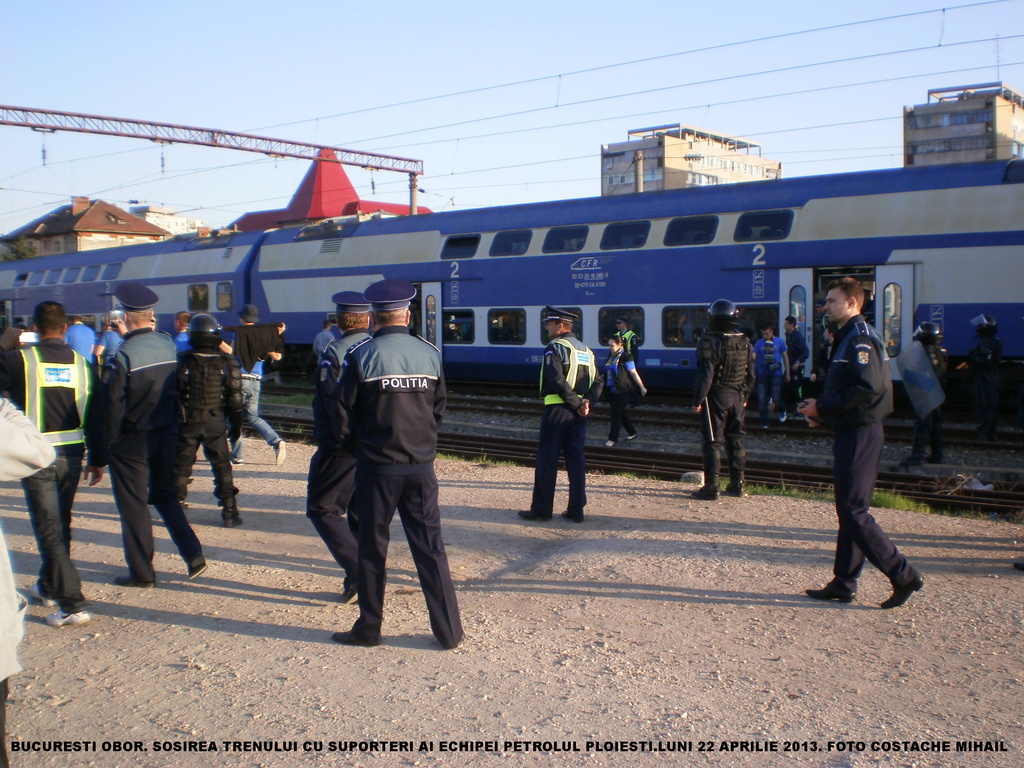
[331,290,371,314]
[615,315,630,324]
[115,282,159,312]
[543,306,578,324]
[364,279,416,311]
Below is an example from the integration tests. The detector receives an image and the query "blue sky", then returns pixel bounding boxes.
[1,0,1022,231]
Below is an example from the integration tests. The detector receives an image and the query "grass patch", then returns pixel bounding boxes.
[263,394,312,407]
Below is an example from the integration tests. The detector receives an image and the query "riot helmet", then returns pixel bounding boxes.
[708,299,739,332]
[971,314,998,337]
[913,321,942,345]
[187,313,222,348]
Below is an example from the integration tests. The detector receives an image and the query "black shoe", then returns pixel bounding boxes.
[881,574,924,609]
[724,483,747,498]
[926,455,943,464]
[1013,562,1024,572]
[113,575,156,589]
[187,557,208,580]
[693,485,719,501]
[440,636,463,651]
[518,510,552,521]
[339,583,359,604]
[560,511,584,523]
[332,630,380,647]
[805,583,856,604]
[222,516,243,528]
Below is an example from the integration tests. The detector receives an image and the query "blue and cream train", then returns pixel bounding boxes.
[1,159,1021,387]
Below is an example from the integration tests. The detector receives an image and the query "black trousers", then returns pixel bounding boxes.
[306,447,359,585]
[350,468,462,649]
[830,424,916,591]
[109,428,203,582]
[910,408,944,462]
[174,415,238,506]
[607,392,636,443]
[699,387,746,486]
[531,404,588,519]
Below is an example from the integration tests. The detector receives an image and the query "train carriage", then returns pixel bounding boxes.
[0,160,1020,389]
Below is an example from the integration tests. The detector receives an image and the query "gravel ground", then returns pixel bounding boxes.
[2,437,1022,768]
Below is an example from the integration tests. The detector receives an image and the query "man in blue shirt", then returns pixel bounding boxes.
[752,322,790,429]
[63,316,96,361]
[173,311,192,354]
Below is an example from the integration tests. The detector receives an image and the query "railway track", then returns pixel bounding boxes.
[262,410,1024,517]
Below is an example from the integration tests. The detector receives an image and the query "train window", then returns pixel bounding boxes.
[882,283,902,357]
[28,272,44,286]
[542,226,589,254]
[734,210,794,242]
[540,307,582,343]
[425,295,437,345]
[45,270,62,285]
[441,235,480,259]
[81,265,100,282]
[13,273,28,287]
[184,233,235,250]
[188,284,210,312]
[216,282,233,312]
[488,309,526,344]
[788,285,807,328]
[62,267,80,284]
[442,310,475,343]
[600,221,650,250]
[736,306,777,340]
[489,230,533,257]
[598,307,644,346]
[663,306,708,347]
[102,263,122,280]
[664,216,719,246]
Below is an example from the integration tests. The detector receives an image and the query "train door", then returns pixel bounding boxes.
[779,268,814,351]
[415,282,442,349]
[875,264,916,368]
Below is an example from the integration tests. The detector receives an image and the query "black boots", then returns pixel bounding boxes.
[221,499,243,528]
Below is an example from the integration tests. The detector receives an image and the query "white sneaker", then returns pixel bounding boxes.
[274,441,287,465]
[604,440,616,447]
[47,610,91,627]
[28,583,56,607]
[779,410,788,423]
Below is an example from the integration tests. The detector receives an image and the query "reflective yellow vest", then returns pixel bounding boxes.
[541,338,597,406]
[21,346,89,446]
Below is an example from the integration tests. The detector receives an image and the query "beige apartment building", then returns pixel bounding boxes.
[904,82,1024,166]
[601,124,782,196]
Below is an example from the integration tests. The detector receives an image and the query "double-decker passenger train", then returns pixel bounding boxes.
[1,159,1021,388]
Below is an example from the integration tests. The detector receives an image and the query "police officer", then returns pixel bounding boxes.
[520,307,602,523]
[799,277,923,609]
[967,314,1001,441]
[306,291,372,605]
[905,322,948,466]
[331,279,462,650]
[103,283,207,587]
[173,314,244,527]
[0,301,107,627]
[615,315,640,362]
[691,299,755,500]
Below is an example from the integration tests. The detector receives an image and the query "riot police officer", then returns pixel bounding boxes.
[967,314,1001,441]
[692,299,755,500]
[799,277,923,609]
[103,283,206,587]
[520,307,602,523]
[906,322,948,465]
[306,291,372,605]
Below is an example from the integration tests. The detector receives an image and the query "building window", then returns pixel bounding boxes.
[598,307,643,346]
[489,230,532,257]
[600,221,650,250]
[488,309,526,344]
[441,235,480,259]
[664,216,718,246]
[442,310,474,343]
[734,210,794,242]
[216,282,233,311]
[188,284,210,312]
[542,226,589,254]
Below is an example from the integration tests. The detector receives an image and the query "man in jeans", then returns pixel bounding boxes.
[753,322,790,429]
[223,304,287,466]
[0,303,106,627]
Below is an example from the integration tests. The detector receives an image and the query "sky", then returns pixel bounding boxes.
[1,0,1022,233]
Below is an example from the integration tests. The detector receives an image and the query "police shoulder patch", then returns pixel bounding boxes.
[857,350,870,365]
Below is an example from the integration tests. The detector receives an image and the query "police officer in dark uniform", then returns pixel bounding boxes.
[691,299,755,500]
[906,322,948,466]
[173,314,244,527]
[967,314,1001,441]
[306,291,372,605]
[0,301,107,627]
[331,279,462,650]
[799,277,923,609]
[520,307,602,523]
[103,283,207,587]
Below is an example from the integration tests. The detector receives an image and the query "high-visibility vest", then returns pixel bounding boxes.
[541,338,597,406]
[21,346,89,446]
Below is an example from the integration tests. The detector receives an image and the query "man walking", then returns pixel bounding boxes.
[331,279,462,650]
[799,277,923,609]
[0,302,106,627]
